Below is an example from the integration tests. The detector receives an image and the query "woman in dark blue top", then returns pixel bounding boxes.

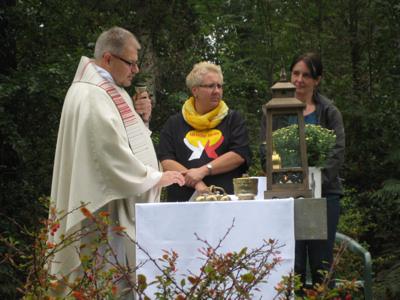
[261,53,345,288]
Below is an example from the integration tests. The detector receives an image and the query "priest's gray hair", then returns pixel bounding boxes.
[94,26,141,59]
[186,61,223,90]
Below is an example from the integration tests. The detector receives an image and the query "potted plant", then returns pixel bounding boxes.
[272,124,336,197]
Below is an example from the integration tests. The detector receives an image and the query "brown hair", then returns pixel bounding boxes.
[290,52,323,79]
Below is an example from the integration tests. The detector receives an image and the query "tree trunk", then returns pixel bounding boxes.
[0,0,16,75]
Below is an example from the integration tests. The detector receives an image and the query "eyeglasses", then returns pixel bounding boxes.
[198,83,223,90]
[111,54,138,69]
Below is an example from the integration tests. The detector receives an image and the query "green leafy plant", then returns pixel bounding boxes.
[136,220,284,299]
[1,203,363,299]
[273,124,336,167]
[1,202,140,299]
[2,204,286,299]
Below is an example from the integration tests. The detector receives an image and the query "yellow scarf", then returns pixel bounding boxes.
[182,96,229,130]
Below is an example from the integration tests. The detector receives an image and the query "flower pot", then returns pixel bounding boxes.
[308,167,322,198]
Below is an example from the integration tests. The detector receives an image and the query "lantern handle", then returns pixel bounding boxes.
[279,67,287,82]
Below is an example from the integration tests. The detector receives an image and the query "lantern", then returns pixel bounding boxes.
[264,70,312,199]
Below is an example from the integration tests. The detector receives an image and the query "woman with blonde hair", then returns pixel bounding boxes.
[158,61,251,201]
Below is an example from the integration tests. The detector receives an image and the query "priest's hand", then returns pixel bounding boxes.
[133,91,152,123]
[157,171,185,188]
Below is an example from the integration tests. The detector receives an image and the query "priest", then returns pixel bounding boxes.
[48,26,184,298]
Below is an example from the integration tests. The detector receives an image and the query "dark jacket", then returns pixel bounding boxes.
[260,92,345,196]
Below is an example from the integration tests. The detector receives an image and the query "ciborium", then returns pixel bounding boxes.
[233,174,258,200]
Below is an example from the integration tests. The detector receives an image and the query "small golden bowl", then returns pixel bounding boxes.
[233,174,258,200]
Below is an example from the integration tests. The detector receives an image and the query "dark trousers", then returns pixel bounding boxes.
[294,194,341,286]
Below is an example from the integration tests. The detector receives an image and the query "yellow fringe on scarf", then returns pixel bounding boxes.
[182,97,229,130]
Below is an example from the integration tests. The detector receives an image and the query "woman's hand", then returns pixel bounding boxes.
[181,166,208,187]
[194,181,209,193]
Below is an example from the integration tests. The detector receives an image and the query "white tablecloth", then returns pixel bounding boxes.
[136,198,294,298]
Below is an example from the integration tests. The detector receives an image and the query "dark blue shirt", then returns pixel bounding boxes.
[304,111,318,124]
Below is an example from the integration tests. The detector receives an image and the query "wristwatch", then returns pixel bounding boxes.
[206,163,213,176]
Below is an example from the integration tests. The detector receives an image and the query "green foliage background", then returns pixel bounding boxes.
[1,0,399,298]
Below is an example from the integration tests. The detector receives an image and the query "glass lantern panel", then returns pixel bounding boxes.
[272,171,303,184]
[272,114,301,168]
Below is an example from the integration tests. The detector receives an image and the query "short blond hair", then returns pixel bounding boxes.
[185,61,223,90]
[94,26,140,59]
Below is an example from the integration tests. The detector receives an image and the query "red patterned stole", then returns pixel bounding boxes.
[98,81,157,167]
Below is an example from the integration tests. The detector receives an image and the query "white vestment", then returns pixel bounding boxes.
[48,56,162,286]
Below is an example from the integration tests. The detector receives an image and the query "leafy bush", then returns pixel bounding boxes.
[0,203,363,299]
[273,124,336,167]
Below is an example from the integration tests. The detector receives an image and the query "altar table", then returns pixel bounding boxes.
[136,198,295,298]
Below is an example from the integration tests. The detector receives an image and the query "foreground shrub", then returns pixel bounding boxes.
[1,202,362,299]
